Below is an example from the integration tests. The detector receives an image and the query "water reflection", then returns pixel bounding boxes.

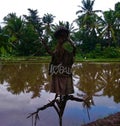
[0,63,50,98]
[27,94,93,126]
[0,62,120,126]
[73,63,120,103]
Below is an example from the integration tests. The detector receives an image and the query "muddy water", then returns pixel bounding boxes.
[0,62,120,126]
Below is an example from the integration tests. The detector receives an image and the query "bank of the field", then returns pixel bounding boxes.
[82,112,120,126]
[0,56,120,63]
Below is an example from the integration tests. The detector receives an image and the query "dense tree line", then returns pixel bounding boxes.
[0,0,120,58]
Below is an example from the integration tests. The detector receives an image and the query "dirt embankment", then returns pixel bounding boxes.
[83,112,120,126]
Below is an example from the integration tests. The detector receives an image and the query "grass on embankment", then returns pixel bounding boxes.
[0,55,120,63]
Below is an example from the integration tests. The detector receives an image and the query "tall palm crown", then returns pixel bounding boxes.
[75,0,102,52]
[24,9,43,36]
[42,13,55,25]
[76,0,95,14]
[76,0,101,30]
[101,10,116,46]
[42,13,55,36]
[3,13,24,36]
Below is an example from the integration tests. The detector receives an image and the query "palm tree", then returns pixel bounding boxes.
[75,0,102,53]
[115,2,120,47]
[3,13,24,52]
[76,0,101,31]
[100,10,116,47]
[4,13,24,37]
[24,9,55,56]
[4,13,23,37]
[42,13,55,31]
[24,8,43,36]
[42,13,55,43]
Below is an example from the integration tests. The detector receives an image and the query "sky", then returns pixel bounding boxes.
[0,0,120,25]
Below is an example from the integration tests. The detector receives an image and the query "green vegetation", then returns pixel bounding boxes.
[1,55,120,63]
[0,0,120,61]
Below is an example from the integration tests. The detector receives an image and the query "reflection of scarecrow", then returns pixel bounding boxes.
[42,26,76,98]
[27,94,93,126]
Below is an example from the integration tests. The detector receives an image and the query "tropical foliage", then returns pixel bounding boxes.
[0,0,120,58]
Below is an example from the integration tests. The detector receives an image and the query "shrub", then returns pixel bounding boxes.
[103,47,120,58]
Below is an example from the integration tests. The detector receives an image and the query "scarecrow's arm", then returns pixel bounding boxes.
[39,37,53,55]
